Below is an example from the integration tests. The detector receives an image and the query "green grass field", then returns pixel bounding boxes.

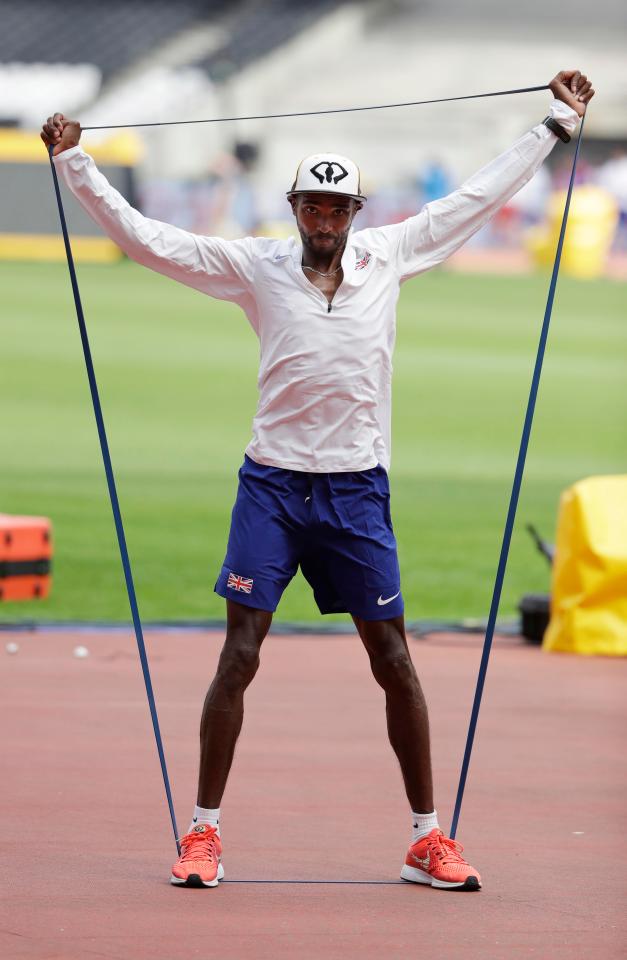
[1,260,624,624]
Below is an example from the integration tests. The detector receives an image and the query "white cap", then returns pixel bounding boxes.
[288,152,366,202]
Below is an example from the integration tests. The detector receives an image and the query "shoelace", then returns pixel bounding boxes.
[425,831,467,865]
[177,827,219,863]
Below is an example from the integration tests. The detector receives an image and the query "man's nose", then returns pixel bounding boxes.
[317,218,332,233]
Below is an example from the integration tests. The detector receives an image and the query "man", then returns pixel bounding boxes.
[42,69,593,892]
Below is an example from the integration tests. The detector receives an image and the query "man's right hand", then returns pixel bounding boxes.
[40,113,82,155]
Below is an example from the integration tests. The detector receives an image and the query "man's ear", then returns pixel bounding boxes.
[288,195,298,215]
[350,200,363,221]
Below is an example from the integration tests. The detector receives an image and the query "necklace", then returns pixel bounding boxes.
[302,263,342,278]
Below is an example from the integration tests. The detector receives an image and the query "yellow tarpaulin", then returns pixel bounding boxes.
[527,185,618,279]
[544,476,627,656]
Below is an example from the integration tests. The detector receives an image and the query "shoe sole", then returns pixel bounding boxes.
[170,862,225,888]
[400,864,481,891]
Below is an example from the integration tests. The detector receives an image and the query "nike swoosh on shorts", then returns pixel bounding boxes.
[377,591,400,606]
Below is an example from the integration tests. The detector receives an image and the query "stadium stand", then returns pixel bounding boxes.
[197,0,341,81]
[0,0,347,87]
[0,0,228,80]
[1,0,625,263]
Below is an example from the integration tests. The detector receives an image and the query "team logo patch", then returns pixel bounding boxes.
[355,251,371,270]
[310,160,348,185]
[227,572,254,594]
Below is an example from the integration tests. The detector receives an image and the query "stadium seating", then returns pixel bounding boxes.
[198,0,340,81]
[0,0,229,80]
[0,0,343,85]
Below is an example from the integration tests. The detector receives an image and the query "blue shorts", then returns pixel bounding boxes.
[214,455,403,621]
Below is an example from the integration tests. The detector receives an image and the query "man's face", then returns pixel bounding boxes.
[289,193,361,257]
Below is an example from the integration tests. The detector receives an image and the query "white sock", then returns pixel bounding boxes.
[190,805,220,835]
[411,810,439,843]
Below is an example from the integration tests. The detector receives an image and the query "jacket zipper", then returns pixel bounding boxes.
[290,257,340,313]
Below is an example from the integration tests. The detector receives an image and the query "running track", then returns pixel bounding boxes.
[2,628,625,959]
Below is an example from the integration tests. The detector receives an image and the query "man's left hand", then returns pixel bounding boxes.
[549,70,595,117]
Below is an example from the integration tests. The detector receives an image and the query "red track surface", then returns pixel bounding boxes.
[2,628,625,960]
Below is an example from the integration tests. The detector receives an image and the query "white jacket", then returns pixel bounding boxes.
[54,100,578,472]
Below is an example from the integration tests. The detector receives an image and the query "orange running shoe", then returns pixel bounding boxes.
[401,828,481,890]
[170,824,224,888]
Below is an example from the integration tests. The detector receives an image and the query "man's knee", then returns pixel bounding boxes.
[370,647,419,697]
[213,607,269,698]
[217,633,261,692]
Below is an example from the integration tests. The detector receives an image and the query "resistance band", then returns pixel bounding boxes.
[48,146,181,854]
[450,115,585,839]
[80,83,549,130]
[47,86,583,854]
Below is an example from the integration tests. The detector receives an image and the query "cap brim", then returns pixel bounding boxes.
[286,189,367,203]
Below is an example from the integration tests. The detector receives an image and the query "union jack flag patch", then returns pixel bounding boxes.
[227,572,254,594]
[355,250,371,270]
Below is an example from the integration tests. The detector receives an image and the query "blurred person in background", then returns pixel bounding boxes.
[42,68,593,893]
[418,157,452,206]
[506,164,552,225]
[596,150,627,249]
[193,141,260,237]
[141,142,261,238]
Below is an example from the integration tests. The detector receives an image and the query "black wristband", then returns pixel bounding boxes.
[542,116,571,143]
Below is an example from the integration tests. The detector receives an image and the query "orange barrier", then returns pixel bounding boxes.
[0,514,52,601]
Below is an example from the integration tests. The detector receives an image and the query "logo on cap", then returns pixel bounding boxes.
[310,161,348,185]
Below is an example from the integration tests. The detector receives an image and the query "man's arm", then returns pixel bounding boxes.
[379,70,594,282]
[41,114,256,303]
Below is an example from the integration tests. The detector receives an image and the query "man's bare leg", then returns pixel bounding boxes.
[353,613,481,889]
[197,599,272,807]
[352,614,434,812]
[171,600,271,886]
